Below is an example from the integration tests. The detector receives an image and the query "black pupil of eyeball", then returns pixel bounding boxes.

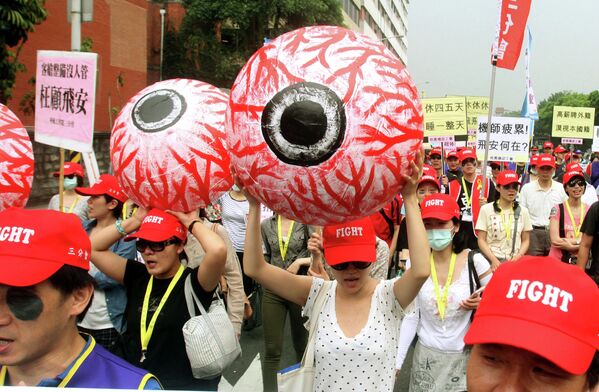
[132,89,187,133]
[280,101,327,146]
[262,82,346,167]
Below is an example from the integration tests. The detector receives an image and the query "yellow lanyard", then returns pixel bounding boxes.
[500,208,514,241]
[62,194,80,213]
[430,252,457,320]
[277,215,295,261]
[0,338,96,386]
[461,177,472,208]
[564,200,585,240]
[140,264,185,362]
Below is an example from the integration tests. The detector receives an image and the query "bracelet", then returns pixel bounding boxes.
[188,219,202,233]
[115,218,127,236]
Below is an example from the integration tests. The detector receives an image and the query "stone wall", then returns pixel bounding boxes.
[26,132,113,206]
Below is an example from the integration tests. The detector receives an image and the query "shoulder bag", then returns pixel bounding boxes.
[182,275,241,379]
[277,280,333,392]
[468,250,481,322]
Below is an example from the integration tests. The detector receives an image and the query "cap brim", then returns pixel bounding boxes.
[0,256,63,287]
[75,187,102,197]
[464,314,595,375]
[325,245,376,266]
[125,227,177,242]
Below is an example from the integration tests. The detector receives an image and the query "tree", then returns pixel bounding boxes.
[164,0,344,88]
[0,0,47,104]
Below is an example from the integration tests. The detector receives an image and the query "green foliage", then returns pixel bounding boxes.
[535,91,595,145]
[81,36,93,52]
[164,0,344,87]
[0,0,47,103]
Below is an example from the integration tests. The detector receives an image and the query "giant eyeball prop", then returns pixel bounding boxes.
[227,26,423,225]
[111,79,232,211]
[0,104,34,211]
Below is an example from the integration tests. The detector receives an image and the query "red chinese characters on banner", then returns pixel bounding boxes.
[0,104,34,210]
[227,26,423,225]
[493,0,532,70]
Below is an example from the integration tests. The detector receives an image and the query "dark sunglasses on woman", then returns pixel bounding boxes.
[330,261,372,271]
[136,238,180,252]
[567,179,586,188]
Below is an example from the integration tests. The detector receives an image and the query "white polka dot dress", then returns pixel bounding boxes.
[302,278,405,391]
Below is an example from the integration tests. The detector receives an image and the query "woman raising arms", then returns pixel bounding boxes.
[239,151,430,391]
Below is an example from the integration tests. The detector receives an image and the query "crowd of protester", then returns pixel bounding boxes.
[1,143,598,391]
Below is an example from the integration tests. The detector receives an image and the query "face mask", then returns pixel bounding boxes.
[231,184,241,192]
[427,229,454,251]
[63,177,78,190]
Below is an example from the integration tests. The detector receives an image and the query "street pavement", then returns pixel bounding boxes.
[217,315,414,391]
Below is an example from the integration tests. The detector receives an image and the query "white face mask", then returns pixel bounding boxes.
[426,228,454,251]
[63,177,78,190]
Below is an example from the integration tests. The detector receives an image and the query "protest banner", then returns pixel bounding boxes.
[477,116,530,162]
[592,127,599,152]
[422,97,468,137]
[428,135,456,152]
[492,0,533,70]
[34,50,98,152]
[551,106,595,139]
[561,138,583,145]
[466,96,490,131]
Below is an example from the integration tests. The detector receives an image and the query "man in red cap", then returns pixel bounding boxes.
[465,255,599,391]
[445,149,462,182]
[554,145,567,180]
[74,174,136,355]
[519,154,567,256]
[428,147,448,190]
[543,141,554,155]
[0,208,160,388]
[447,148,495,250]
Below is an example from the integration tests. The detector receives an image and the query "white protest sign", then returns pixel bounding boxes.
[592,127,599,151]
[562,138,583,145]
[476,116,531,162]
[428,135,456,152]
[35,50,98,152]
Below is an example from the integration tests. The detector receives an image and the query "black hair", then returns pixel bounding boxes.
[587,351,599,389]
[102,194,124,219]
[48,264,95,321]
[492,199,520,214]
[451,217,469,254]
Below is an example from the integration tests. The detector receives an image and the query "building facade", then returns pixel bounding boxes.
[341,0,408,65]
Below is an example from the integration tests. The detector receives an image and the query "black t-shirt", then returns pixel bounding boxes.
[455,178,496,250]
[121,260,215,390]
[580,202,599,275]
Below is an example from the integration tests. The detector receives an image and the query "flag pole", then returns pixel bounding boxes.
[480,55,498,198]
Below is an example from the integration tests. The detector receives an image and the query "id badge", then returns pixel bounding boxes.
[462,208,473,222]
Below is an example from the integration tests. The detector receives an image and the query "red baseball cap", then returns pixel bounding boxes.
[537,154,555,168]
[446,150,459,159]
[465,256,599,375]
[543,141,554,149]
[496,170,520,186]
[459,148,477,162]
[75,174,128,203]
[53,162,85,177]
[322,217,376,266]
[0,208,90,287]
[563,170,585,185]
[565,162,583,172]
[420,194,460,221]
[554,145,567,153]
[429,147,442,158]
[529,155,539,167]
[419,165,440,189]
[125,208,187,242]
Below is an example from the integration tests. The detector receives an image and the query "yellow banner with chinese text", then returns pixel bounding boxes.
[422,97,467,137]
[551,106,595,139]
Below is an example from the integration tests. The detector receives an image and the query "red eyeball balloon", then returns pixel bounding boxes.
[111,79,232,211]
[0,104,34,211]
[227,26,423,225]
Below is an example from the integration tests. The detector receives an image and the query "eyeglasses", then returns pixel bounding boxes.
[430,155,442,160]
[501,183,519,191]
[567,179,586,188]
[136,238,180,252]
[330,261,371,271]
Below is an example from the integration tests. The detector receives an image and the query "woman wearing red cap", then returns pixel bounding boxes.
[476,170,532,271]
[89,207,227,390]
[238,152,430,392]
[396,193,493,392]
[549,170,590,264]
[47,162,89,222]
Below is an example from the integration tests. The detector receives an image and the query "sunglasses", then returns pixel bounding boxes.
[64,174,76,179]
[330,261,371,271]
[4,287,44,321]
[491,165,501,170]
[136,238,180,252]
[567,179,586,188]
[430,155,442,160]
[501,183,519,190]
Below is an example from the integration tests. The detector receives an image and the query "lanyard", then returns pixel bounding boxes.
[277,215,295,261]
[564,200,585,240]
[62,194,80,213]
[140,264,185,362]
[461,177,471,208]
[500,207,514,241]
[430,252,457,321]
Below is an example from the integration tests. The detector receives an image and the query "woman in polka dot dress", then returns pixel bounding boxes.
[236,151,431,391]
